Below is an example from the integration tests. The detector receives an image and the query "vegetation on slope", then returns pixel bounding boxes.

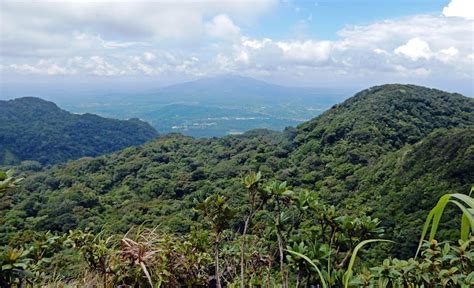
[1,172,473,287]
[351,128,474,257]
[1,85,473,246]
[0,84,473,285]
[289,84,473,199]
[0,97,158,165]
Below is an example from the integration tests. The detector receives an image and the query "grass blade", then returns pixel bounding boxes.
[449,200,474,229]
[343,239,393,288]
[461,212,470,241]
[429,195,450,241]
[286,249,327,288]
[416,192,474,257]
[416,206,437,257]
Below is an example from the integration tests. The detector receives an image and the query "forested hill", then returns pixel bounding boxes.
[1,84,473,258]
[288,84,474,200]
[350,127,474,257]
[0,97,158,165]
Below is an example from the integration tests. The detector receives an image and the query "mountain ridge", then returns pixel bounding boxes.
[0,97,159,165]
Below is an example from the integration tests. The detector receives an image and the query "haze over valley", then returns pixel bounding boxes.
[53,75,351,137]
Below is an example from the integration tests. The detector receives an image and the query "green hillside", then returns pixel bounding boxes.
[2,84,472,241]
[352,128,474,257]
[1,85,473,286]
[289,84,473,199]
[0,97,158,165]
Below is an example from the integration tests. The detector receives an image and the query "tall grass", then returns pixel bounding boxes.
[415,190,474,257]
[285,249,328,288]
[286,188,474,287]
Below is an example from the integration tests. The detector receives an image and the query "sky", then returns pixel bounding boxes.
[1,0,473,97]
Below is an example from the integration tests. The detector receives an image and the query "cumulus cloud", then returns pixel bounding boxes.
[277,40,332,64]
[8,60,72,76]
[442,0,474,20]
[206,14,241,40]
[437,47,459,63]
[394,38,432,61]
[143,52,156,62]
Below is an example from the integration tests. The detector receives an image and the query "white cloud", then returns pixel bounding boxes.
[0,0,276,57]
[442,0,474,20]
[206,14,241,40]
[437,46,459,62]
[241,37,272,49]
[87,56,125,76]
[73,33,146,49]
[143,52,157,62]
[235,51,249,64]
[394,38,432,61]
[8,60,73,76]
[277,40,332,64]
[373,48,388,55]
[0,0,472,94]
[136,63,155,75]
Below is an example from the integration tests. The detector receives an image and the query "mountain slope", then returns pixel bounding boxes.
[0,97,158,165]
[351,128,474,257]
[287,84,474,200]
[1,84,473,254]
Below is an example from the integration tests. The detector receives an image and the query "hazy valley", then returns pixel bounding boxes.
[56,76,351,137]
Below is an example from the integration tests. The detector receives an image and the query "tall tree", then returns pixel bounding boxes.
[264,181,293,288]
[240,172,266,287]
[196,194,236,288]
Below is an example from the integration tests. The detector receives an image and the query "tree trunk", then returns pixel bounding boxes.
[276,230,286,288]
[275,202,287,288]
[296,266,302,288]
[240,215,251,288]
[215,235,222,288]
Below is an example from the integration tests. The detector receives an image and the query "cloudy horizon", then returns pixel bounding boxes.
[1,0,473,97]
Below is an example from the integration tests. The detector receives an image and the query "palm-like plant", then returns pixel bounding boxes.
[0,170,23,193]
[240,171,264,287]
[196,194,236,288]
[120,237,157,287]
[264,181,293,288]
[0,248,31,286]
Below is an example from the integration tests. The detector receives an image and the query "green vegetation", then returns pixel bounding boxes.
[1,173,472,287]
[0,84,473,286]
[0,97,158,165]
[0,170,22,193]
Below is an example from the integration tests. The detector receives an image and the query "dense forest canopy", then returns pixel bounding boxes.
[2,84,473,244]
[0,97,158,165]
[0,84,473,286]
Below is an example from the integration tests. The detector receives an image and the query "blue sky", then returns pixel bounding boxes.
[251,1,448,39]
[1,0,473,96]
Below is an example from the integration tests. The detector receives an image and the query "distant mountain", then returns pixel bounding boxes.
[61,75,351,137]
[140,75,350,106]
[0,97,158,165]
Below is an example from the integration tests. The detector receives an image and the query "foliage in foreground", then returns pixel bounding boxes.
[1,173,472,287]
